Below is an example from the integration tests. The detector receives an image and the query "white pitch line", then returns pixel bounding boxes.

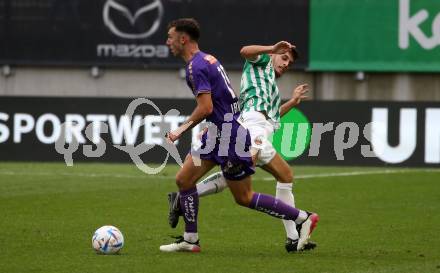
[0,170,147,180]
[0,168,439,182]
[265,169,440,181]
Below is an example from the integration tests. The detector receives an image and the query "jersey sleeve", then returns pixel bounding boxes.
[248,53,271,67]
[189,64,212,96]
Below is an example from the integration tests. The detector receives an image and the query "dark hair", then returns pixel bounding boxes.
[291,47,299,60]
[167,18,200,41]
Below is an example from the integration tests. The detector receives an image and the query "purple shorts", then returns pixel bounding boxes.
[191,119,255,180]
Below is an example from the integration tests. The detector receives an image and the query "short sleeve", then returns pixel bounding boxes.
[189,65,212,96]
[248,53,271,67]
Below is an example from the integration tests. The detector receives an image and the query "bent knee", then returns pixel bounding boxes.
[175,173,193,190]
[175,177,184,189]
[233,194,254,207]
[279,170,294,184]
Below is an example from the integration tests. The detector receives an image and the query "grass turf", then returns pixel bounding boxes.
[0,163,439,273]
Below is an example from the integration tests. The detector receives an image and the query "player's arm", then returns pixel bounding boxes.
[167,93,213,142]
[280,84,309,117]
[240,41,295,61]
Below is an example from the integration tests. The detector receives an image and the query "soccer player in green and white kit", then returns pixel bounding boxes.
[167,41,318,252]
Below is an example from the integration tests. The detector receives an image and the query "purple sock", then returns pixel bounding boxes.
[179,187,199,233]
[249,193,300,221]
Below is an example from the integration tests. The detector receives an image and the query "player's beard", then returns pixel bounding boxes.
[173,44,184,57]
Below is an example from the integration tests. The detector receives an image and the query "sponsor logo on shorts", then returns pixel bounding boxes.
[223,161,246,177]
[254,135,264,146]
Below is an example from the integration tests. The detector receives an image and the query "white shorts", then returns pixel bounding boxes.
[239,111,277,166]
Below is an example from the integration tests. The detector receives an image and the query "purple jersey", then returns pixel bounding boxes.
[186,51,240,127]
[186,51,254,180]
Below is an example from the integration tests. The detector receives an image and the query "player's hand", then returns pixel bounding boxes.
[291,84,309,106]
[165,131,179,144]
[272,41,295,55]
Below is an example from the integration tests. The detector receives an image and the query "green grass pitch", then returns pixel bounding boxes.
[1,163,439,273]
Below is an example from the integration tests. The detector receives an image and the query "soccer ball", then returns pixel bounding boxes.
[92,225,124,254]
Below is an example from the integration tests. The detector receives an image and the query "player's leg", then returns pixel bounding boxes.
[176,152,292,199]
[176,155,216,245]
[160,154,216,252]
[259,153,299,249]
[244,111,310,250]
[226,176,303,221]
[168,171,227,228]
[196,171,228,197]
[169,153,317,251]
[260,153,317,251]
[168,123,228,228]
[225,175,318,251]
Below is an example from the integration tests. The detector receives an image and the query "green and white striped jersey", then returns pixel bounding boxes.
[239,53,281,126]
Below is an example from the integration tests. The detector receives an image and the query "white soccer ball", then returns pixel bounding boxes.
[92,225,124,254]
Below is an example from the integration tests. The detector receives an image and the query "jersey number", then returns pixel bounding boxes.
[217,65,236,98]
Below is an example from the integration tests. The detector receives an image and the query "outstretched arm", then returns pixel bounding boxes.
[280,84,309,117]
[240,41,295,61]
[166,93,213,142]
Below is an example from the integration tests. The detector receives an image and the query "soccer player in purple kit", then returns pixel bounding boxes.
[160,18,318,253]
[167,42,317,252]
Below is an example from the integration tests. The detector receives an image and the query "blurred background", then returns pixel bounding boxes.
[0,0,439,167]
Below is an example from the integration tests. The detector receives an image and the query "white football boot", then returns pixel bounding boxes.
[297,212,320,251]
[159,236,201,253]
